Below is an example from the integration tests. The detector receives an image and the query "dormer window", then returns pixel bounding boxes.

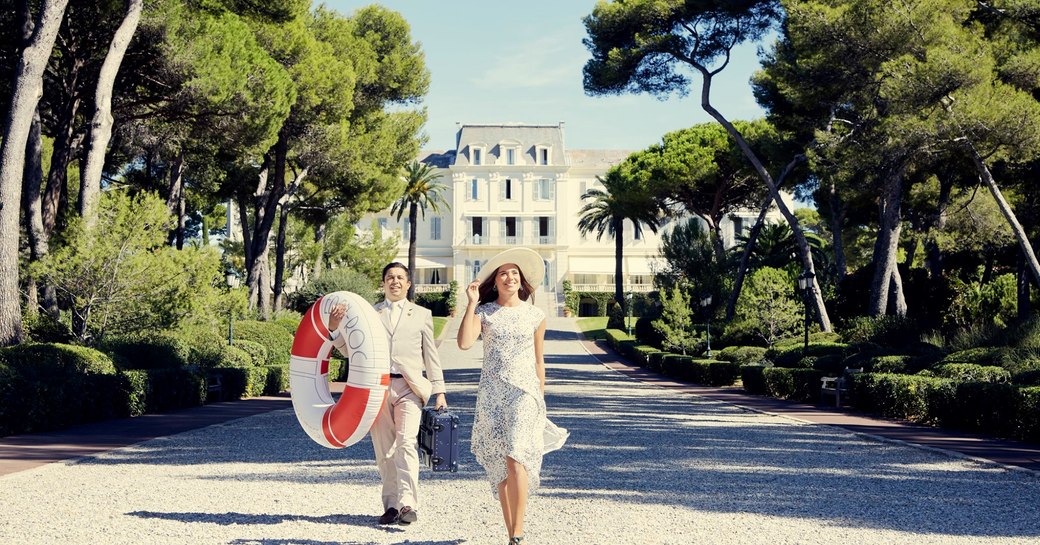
[536,145,551,165]
[498,141,521,166]
[472,147,483,166]
[506,148,516,165]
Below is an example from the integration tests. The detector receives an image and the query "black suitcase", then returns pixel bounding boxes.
[417,407,459,472]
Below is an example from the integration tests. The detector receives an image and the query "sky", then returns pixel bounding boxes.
[326,0,769,153]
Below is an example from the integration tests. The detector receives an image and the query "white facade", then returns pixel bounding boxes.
[363,123,791,311]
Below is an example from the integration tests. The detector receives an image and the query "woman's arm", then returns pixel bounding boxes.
[534,318,546,394]
[456,281,482,350]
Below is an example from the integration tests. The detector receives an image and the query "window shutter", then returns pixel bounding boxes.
[499,179,505,201]
[549,179,556,200]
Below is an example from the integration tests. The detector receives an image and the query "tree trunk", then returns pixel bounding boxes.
[247,142,284,313]
[696,68,831,331]
[0,0,69,346]
[726,194,772,321]
[703,215,726,265]
[924,176,952,279]
[238,191,253,267]
[407,203,418,300]
[22,109,58,316]
[888,266,907,317]
[166,146,185,248]
[869,169,905,316]
[78,0,142,227]
[259,251,272,320]
[176,179,186,250]
[615,220,625,310]
[1019,251,1032,321]
[42,56,84,235]
[829,181,848,282]
[273,202,290,311]
[725,155,803,320]
[312,221,326,279]
[968,143,1040,287]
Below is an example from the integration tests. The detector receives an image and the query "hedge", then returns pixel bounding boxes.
[629,345,662,368]
[661,356,741,386]
[761,367,825,401]
[931,363,1010,383]
[716,346,768,366]
[232,320,294,366]
[740,364,770,395]
[604,329,633,352]
[0,343,122,435]
[766,342,848,368]
[232,339,268,367]
[102,333,193,370]
[120,367,206,414]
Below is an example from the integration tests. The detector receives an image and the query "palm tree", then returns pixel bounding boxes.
[577,169,663,311]
[390,161,449,300]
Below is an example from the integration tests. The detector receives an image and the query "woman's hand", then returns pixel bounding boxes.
[465,281,480,306]
[328,303,347,331]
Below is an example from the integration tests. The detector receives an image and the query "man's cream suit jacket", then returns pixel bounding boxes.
[332,299,445,406]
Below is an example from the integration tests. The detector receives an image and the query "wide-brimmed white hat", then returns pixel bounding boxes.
[476,248,545,286]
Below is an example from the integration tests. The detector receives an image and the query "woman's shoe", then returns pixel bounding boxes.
[510,537,524,544]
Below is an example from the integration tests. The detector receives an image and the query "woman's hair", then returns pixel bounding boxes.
[477,265,536,305]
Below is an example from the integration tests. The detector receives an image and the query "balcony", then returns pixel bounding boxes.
[571,284,654,293]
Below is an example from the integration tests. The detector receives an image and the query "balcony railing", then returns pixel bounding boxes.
[571,284,654,293]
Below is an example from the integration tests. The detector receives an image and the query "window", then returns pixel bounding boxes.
[471,216,484,244]
[377,218,388,231]
[579,181,588,197]
[431,269,441,284]
[506,148,516,165]
[473,260,482,281]
[535,178,553,201]
[732,216,746,238]
[505,179,513,200]
[472,148,482,165]
[539,217,549,237]
[430,217,441,241]
[402,218,410,239]
[539,148,549,165]
[634,227,641,241]
[470,178,479,200]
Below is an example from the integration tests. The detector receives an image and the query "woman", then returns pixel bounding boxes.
[457,247,567,545]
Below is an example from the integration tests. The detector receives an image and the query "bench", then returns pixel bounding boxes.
[820,367,862,407]
[206,373,224,402]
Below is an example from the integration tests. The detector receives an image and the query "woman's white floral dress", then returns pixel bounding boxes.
[470,301,565,495]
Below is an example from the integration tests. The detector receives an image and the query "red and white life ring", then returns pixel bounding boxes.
[290,291,390,448]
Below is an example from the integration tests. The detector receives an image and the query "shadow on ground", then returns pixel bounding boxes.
[86,323,1040,539]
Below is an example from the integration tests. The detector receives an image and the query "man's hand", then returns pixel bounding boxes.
[329,303,348,331]
[433,393,448,411]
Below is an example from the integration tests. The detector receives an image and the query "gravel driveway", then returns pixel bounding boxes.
[1,317,1038,545]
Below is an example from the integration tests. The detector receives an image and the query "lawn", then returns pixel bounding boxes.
[576,316,637,341]
[433,316,449,339]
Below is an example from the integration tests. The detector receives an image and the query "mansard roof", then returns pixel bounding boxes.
[454,123,567,166]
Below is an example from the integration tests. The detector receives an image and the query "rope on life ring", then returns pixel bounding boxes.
[289,291,390,448]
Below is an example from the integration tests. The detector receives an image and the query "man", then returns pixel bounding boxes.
[329,262,447,525]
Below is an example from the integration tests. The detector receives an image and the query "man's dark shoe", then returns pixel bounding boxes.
[378,507,399,525]
[398,506,417,524]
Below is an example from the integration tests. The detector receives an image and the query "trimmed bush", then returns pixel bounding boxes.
[716,346,768,366]
[271,311,303,336]
[868,355,915,374]
[931,363,1010,383]
[849,373,954,424]
[233,339,269,367]
[101,333,192,370]
[232,320,294,366]
[106,367,205,418]
[604,329,633,352]
[839,315,920,345]
[741,364,770,395]
[0,343,121,435]
[263,365,290,395]
[630,345,662,367]
[762,367,824,401]
[766,342,848,368]
[942,347,1002,366]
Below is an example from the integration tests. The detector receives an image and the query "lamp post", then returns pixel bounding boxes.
[626,292,634,337]
[797,269,815,354]
[700,294,712,358]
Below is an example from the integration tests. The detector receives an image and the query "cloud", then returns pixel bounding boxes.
[470,32,586,90]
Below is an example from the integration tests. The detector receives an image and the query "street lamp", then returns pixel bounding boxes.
[797,269,815,354]
[626,292,634,337]
[700,294,712,358]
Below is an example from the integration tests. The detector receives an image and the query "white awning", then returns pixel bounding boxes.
[402,256,452,269]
